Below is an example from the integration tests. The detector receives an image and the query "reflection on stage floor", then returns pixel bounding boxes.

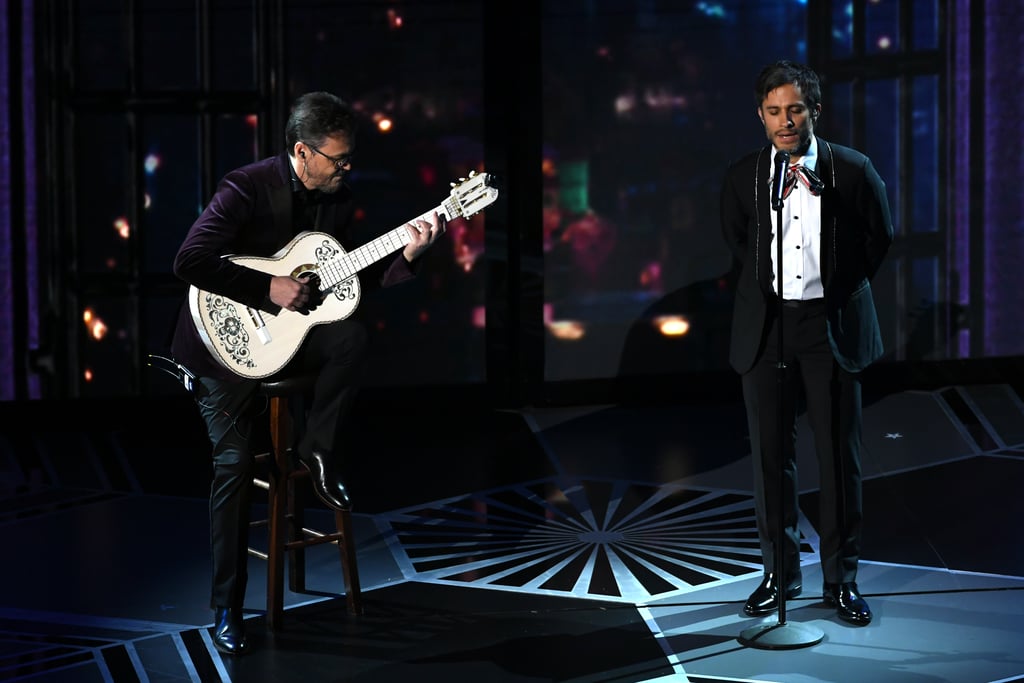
[2,382,1022,682]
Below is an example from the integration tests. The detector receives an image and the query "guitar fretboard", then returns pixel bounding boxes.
[317,196,461,292]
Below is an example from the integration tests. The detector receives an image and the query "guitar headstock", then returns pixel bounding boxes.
[446,170,499,219]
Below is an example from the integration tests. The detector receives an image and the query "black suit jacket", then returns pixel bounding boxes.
[720,138,894,375]
[170,152,416,381]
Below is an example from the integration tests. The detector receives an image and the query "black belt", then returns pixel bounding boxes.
[781,297,824,308]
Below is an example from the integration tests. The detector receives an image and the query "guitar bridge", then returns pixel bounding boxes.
[247,307,272,344]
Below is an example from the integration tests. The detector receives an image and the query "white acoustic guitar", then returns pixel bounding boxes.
[189,170,499,379]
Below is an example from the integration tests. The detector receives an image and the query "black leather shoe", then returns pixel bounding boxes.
[823,581,872,625]
[743,571,802,616]
[213,606,248,656]
[298,450,352,511]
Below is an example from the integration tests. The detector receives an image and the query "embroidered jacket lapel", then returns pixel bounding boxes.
[816,138,837,287]
[755,146,774,295]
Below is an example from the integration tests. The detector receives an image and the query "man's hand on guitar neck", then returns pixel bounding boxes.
[402,210,446,263]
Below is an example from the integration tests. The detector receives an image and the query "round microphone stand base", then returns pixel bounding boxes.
[738,620,824,650]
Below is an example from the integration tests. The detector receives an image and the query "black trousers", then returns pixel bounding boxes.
[743,299,863,585]
[194,318,367,610]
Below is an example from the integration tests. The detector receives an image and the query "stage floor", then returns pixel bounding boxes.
[2,382,1023,682]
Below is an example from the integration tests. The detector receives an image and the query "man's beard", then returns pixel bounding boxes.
[317,173,345,194]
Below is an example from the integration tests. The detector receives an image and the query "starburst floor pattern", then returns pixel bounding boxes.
[379,477,814,603]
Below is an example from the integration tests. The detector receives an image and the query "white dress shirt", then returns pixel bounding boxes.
[769,135,824,300]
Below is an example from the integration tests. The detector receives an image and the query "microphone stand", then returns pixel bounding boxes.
[739,152,823,650]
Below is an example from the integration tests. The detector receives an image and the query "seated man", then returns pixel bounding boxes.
[170,91,445,655]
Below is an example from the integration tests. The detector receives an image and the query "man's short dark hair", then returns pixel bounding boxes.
[754,60,822,110]
[284,91,356,155]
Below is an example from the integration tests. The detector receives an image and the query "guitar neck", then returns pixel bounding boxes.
[318,198,458,292]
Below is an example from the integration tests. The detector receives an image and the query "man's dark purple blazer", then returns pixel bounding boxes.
[720,137,895,376]
[171,152,416,381]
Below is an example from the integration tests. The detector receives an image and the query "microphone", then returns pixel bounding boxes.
[771,150,790,210]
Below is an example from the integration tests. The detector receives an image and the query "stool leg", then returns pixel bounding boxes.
[266,461,287,630]
[266,396,290,631]
[287,476,307,593]
[335,509,363,615]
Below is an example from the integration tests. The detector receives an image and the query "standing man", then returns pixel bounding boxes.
[170,91,446,655]
[720,60,893,626]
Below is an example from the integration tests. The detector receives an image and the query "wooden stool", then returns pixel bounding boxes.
[247,375,363,631]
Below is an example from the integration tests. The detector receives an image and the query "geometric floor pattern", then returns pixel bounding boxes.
[380,478,814,603]
[1,382,1023,682]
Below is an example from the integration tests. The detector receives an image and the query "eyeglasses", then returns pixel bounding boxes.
[307,144,354,170]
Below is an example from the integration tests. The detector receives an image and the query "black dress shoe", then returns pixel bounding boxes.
[213,606,249,656]
[744,571,802,616]
[298,450,352,511]
[823,581,872,625]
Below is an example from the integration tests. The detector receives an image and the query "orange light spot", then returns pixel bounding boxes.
[90,319,108,340]
[548,320,585,340]
[113,217,130,239]
[653,315,690,337]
